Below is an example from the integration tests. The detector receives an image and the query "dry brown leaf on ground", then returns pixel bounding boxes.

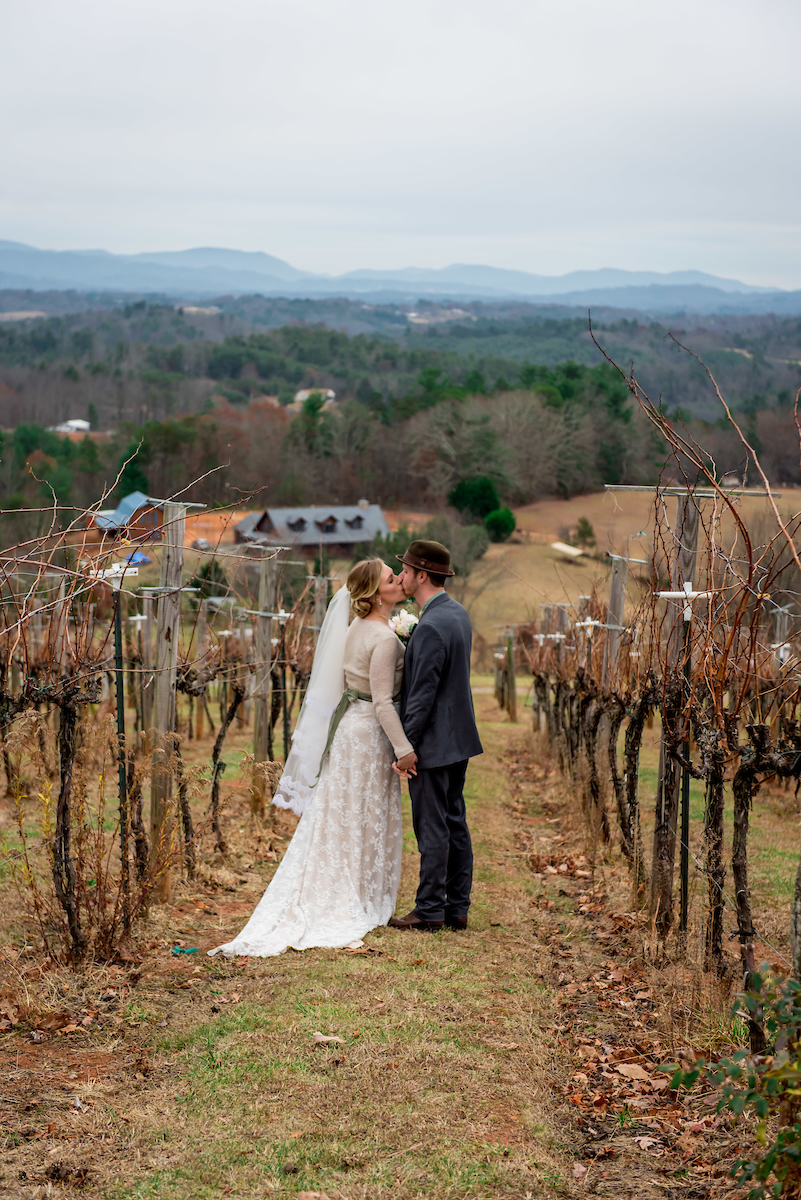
[614,1063,650,1081]
[39,1010,73,1031]
[634,1135,661,1151]
[311,1031,345,1045]
[572,1162,588,1178]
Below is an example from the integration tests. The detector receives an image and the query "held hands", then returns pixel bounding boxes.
[393,751,418,779]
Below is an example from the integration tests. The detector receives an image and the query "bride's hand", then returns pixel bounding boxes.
[394,751,418,778]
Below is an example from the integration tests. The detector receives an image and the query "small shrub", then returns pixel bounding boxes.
[666,968,801,1199]
[484,507,516,542]
[574,517,596,549]
[448,476,500,521]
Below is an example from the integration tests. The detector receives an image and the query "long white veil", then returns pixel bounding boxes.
[272,584,350,816]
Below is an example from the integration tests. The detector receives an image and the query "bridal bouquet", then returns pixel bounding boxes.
[389,607,419,644]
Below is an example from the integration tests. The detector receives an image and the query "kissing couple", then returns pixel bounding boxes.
[211,539,483,958]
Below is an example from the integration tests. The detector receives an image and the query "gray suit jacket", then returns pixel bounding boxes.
[400,592,483,769]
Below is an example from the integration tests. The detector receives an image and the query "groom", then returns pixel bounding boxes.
[389,540,483,932]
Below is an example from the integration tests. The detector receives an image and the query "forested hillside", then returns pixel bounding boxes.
[2,295,801,420]
[1,295,800,544]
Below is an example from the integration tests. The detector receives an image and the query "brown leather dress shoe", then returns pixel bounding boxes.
[388,910,444,932]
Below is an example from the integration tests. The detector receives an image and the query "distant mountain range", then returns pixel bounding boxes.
[2,240,800,315]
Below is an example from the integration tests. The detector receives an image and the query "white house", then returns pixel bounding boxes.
[48,418,91,435]
[293,388,336,404]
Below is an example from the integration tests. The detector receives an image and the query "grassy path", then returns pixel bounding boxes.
[118,691,569,1199]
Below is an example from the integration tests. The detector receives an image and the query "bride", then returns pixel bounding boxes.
[210,558,415,957]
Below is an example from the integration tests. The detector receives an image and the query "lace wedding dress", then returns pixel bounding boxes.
[210,598,413,958]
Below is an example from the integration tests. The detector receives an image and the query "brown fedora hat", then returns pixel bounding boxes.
[396,538,455,577]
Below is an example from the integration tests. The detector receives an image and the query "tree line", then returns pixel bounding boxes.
[1,302,800,550]
[2,299,801,429]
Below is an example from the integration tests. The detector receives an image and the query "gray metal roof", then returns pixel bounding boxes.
[234,512,261,537]
[236,505,390,547]
[93,491,162,531]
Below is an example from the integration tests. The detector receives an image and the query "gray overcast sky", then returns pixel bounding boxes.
[2,0,800,286]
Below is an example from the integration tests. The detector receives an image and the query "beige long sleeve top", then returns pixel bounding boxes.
[343,618,413,760]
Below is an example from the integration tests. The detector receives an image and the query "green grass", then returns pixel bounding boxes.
[109,948,560,1198]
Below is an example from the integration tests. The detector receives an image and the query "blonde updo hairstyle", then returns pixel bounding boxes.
[347,558,384,619]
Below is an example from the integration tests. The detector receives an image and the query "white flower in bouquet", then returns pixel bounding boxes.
[389,608,419,644]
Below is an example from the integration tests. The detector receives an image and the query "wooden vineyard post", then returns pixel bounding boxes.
[149,502,187,902]
[51,577,69,681]
[540,605,554,742]
[602,557,628,690]
[650,494,699,937]
[251,549,280,819]
[241,629,253,728]
[505,630,517,722]
[141,596,154,753]
[494,641,505,710]
[126,612,147,743]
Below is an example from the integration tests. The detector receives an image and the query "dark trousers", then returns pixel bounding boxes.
[409,760,473,922]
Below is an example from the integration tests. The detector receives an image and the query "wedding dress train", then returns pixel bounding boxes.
[210,702,403,956]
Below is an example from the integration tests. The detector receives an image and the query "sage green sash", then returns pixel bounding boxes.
[316,687,372,779]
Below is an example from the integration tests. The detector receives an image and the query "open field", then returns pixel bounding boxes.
[465,488,801,643]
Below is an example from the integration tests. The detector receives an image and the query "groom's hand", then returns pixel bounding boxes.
[393,751,418,778]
